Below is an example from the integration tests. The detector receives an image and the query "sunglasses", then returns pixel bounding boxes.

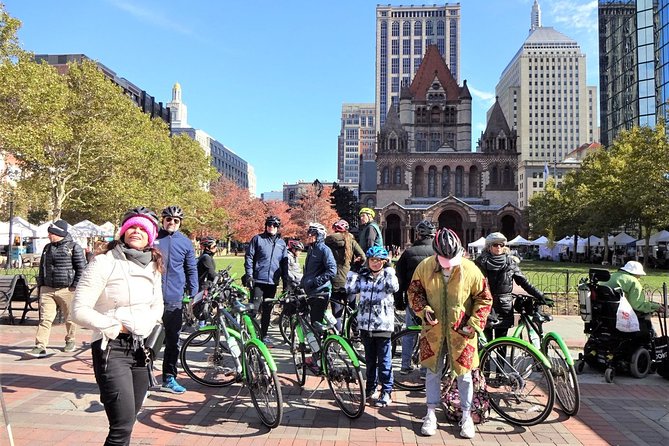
[164,217,181,223]
[492,243,505,248]
[267,223,280,228]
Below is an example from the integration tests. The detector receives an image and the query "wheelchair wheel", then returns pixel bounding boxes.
[630,347,651,379]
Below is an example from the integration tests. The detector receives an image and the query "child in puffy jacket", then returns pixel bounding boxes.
[345,246,399,408]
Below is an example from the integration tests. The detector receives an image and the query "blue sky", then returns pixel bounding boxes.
[6,0,599,195]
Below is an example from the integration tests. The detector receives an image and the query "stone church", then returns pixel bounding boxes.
[359,45,524,248]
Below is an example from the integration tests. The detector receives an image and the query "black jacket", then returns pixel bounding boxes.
[37,234,87,289]
[197,250,216,289]
[395,237,434,294]
[475,252,543,329]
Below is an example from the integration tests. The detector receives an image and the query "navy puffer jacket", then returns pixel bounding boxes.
[244,232,288,286]
[301,233,337,295]
[38,234,87,288]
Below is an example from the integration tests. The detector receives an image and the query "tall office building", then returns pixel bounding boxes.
[599,0,660,147]
[375,3,460,130]
[168,83,255,194]
[493,1,597,207]
[337,103,375,185]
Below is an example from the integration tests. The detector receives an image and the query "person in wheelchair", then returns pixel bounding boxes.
[600,260,665,321]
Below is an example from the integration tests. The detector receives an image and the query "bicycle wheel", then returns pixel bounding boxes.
[290,322,307,386]
[323,337,365,418]
[244,342,283,428]
[480,340,555,426]
[391,329,425,390]
[543,334,580,416]
[279,311,291,345]
[344,314,365,365]
[180,329,239,387]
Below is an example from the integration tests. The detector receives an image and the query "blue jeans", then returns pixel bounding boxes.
[361,331,393,394]
[425,351,473,411]
[161,306,183,380]
[91,336,149,446]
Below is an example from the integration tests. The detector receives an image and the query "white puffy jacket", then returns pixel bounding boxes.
[72,245,163,348]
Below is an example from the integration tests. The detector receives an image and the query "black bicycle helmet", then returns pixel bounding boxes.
[415,220,436,237]
[265,215,281,227]
[121,206,160,228]
[200,236,217,249]
[161,205,184,219]
[432,228,463,259]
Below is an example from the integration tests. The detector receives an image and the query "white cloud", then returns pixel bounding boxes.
[475,122,486,131]
[468,85,496,107]
[107,0,194,37]
[549,0,598,32]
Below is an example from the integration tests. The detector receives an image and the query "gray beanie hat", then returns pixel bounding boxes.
[47,219,69,237]
[485,232,507,247]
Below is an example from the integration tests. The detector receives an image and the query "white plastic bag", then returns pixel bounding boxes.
[616,294,640,333]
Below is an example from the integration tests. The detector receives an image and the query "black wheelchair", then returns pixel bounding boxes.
[575,268,668,383]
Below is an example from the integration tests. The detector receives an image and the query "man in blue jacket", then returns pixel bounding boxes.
[154,205,198,394]
[244,215,288,346]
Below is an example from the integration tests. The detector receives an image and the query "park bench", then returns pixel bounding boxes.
[0,274,39,324]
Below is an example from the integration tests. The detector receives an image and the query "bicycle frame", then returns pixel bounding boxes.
[511,305,574,367]
[293,312,361,369]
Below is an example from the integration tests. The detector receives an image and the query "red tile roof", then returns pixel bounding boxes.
[409,45,461,101]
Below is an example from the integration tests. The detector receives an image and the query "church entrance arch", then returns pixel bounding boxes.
[384,213,402,248]
[501,214,517,239]
[437,210,464,242]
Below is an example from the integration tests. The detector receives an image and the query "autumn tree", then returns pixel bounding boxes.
[265,200,299,239]
[209,177,265,250]
[290,183,339,238]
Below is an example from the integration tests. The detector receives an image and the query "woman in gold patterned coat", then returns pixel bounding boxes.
[407,228,492,440]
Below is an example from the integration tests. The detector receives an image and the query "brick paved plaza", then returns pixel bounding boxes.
[2,317,669,446]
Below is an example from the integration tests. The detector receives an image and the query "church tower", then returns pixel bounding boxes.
[167,82,188,129]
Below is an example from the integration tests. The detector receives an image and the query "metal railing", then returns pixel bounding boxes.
[524,271,667,316]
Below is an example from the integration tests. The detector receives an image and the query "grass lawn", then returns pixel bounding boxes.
[214,255,669,289]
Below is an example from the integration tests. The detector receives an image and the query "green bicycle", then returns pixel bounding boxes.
[511,293,580,416]
[284,292,366,419]
[179,273,283,428]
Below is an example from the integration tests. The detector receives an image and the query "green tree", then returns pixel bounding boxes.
[331,182,359,227]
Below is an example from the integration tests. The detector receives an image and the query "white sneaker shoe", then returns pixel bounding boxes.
[420,414,437,436]
[459,416,475,439]
[367,389,380,401]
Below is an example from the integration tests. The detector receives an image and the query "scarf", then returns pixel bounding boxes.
[119,243,153,268]
[480,252,508,272]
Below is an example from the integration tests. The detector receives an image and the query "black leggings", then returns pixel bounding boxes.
[91,336,149,446]
[330,290,356,333]
[308,293,330,335]
[252,283,278,339]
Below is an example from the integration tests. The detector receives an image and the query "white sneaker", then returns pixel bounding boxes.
[420,414,437,436]
[459,416,475,439]
[367,389,380,401]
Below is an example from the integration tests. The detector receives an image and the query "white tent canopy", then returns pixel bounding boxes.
[611,232,636,246]
[578,235,602,247]
[636,230,669,246]
[99,221,116,237]
[72,219,103,237]
[468,237,486,249]
[531,236,548,246]
[507,235,532,246]
[0,217,39,240]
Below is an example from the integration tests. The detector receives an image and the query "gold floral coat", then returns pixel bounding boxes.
[407,256,492,376]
